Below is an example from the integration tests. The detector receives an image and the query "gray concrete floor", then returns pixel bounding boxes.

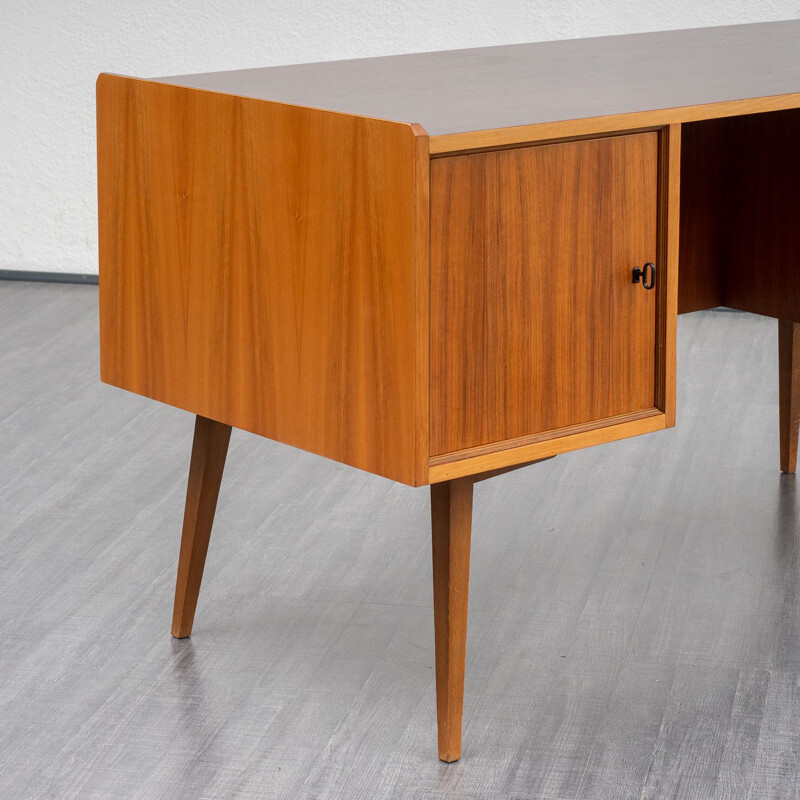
[1,281,799,799]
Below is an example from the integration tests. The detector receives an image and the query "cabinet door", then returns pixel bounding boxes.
[431,133,660,456]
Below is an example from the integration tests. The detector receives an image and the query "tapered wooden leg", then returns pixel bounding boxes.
[431,476,474,763]
[171,415,232,638]
[779,319,800,474]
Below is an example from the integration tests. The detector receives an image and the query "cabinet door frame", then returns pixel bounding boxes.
[427,124,680,483]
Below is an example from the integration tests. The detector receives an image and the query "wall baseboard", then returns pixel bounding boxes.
[0,269,98,285]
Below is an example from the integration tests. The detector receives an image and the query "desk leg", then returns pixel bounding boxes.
[171,415,232,638]
[779,320,800,474]
[431,477,474,762]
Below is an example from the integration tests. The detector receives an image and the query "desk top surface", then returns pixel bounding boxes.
[153,20,800,135]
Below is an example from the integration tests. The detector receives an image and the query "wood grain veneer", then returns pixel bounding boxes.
[97,75,429,486]
[430,132,660,457]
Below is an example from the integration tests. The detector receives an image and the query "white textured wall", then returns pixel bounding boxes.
[2,1,799,274]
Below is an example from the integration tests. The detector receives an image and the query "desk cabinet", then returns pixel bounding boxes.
[97,20,800,762]
[431,132,661,457]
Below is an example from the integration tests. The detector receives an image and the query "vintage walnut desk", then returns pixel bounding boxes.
[97,20,800,761]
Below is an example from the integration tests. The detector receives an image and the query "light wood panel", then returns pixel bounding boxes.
[153,21,800,141]
[428,95,800,154]
[428,409,665,483]
[779,320,800,474]
[430,476,474,762]
[656,124,681,427]
[97,75,429,486]
[172,415,231,638]
[430,132,660,457]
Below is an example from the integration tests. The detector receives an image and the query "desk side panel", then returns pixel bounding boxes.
[678,119,727,314]
[723,109,800,322]
[97,75,428,485]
